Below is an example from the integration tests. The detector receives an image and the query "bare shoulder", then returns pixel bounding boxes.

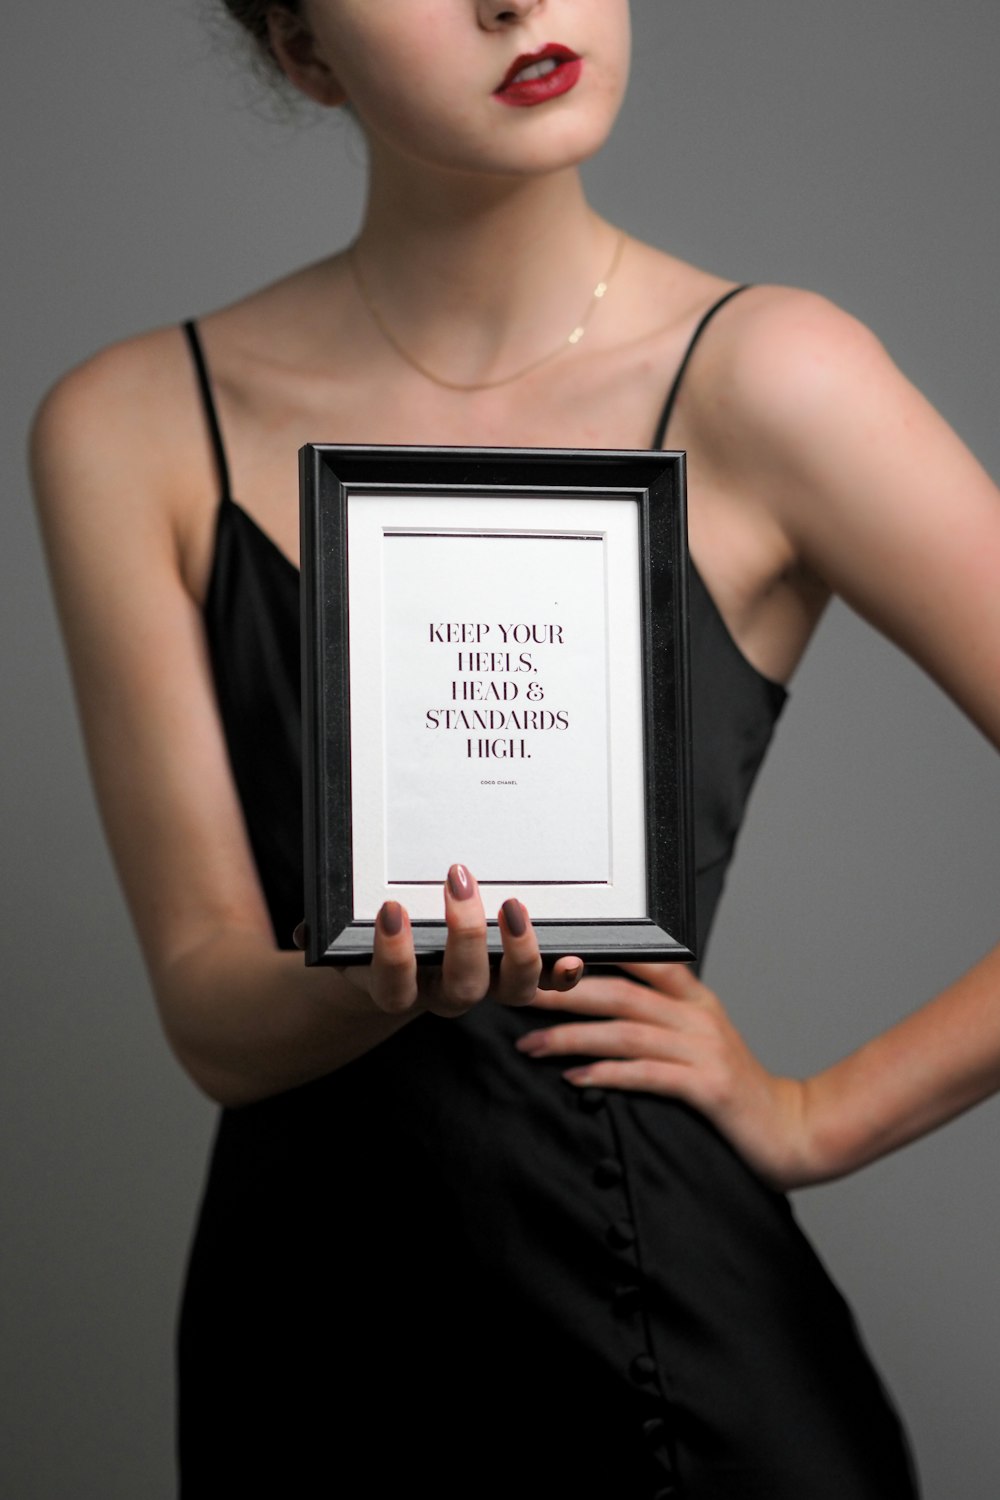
[612,248,888,447]
[33,325,192,456]
[678,282,1000,721]
[31,325,204,500]
[30,323,222,597]
[680,284,892,458]
[674,282,971,544]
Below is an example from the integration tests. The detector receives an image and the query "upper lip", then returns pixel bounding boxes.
[494,44,581,94]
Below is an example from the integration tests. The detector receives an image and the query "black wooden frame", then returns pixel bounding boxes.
[300,444,695,965]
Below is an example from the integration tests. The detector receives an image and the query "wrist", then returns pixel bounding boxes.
[793,1069,883,1186]
[755,1075,840,1191]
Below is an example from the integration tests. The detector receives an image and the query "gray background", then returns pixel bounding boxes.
[3,2,998,1494]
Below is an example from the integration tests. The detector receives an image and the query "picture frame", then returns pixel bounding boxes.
[300,444,695,966]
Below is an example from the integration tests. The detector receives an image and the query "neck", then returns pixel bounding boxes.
[350,155,615,387]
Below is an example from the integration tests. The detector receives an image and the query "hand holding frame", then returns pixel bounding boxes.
[329,864,583,1020]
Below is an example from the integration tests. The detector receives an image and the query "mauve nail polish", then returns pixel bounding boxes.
[502,897,526,936]
[379,900,403,935]
[448,864,474,900]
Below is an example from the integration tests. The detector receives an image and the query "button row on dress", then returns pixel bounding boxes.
[607,1218,637,1250]
[593,1155,624,1187]
[630,1353,658,1385]
[644,1414,682,1497]
[613,1283,641,1314]
[647,1428,681,1499]
[643,1416,667,1445]
[576,1086,676,1491]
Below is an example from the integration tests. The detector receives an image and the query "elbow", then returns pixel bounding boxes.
[160,1015,276,1110]
[169,1041,271,1110]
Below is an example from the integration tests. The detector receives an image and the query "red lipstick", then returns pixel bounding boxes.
[493,44,583,108]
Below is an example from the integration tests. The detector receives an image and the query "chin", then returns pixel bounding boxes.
[482,93,626,178]
[516,123,620,178]
[365,77,626,185]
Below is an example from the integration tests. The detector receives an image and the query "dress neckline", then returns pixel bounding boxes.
[190,287,787,702]
[214,491,787,701]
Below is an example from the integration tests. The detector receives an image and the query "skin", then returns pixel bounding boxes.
[31,0,1000,1187]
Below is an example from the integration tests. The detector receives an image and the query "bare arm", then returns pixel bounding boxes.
[31,334,568,1109]
[522,288,1000,1187]
[745,291,1000,1178]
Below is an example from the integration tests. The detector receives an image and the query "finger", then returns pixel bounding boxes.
[492,899,543,1008]
[529,974,639,1013]
[561,1058,700,1099]
[516,1018,700,1065]
[529,975,698,1026]
[369,900,419,1014]
[438,864,490,1015]
[537,955,585,992]
[617,961,701,998]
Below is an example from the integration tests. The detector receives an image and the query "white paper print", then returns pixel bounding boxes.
[381,530,611,884]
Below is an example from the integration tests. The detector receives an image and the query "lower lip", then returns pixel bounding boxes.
[494,58,583,108]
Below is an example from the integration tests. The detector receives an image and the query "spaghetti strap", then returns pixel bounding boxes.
[650,283,752,449]
[182,319,233,504]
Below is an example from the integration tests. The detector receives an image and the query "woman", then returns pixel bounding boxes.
[31,1,999,1495]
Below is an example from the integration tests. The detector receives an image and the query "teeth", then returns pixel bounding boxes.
[514,58,560,83]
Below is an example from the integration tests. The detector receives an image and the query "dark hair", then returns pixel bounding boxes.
[221,1,301,67]
[215,1,355,124]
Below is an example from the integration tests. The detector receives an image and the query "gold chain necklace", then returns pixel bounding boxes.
[347,230,627,393]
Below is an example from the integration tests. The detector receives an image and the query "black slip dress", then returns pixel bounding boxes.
[177,290,920,1499]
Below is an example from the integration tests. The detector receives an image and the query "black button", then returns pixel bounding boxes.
[593,1155,624,1187]
[613,1284,641,1314]
[630,1353,658,1385]
[643,1416,667,1445]
[580,1086,607,1112]
[607,1219,636,1250]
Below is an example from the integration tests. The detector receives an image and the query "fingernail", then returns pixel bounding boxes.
[501,898,526,937]
[563,962,583,984]
[379,900,403,936]
[292,920,307,949]
[563,1067,591,1084]
[516,1033,545,1056]
[447,864,474,901]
